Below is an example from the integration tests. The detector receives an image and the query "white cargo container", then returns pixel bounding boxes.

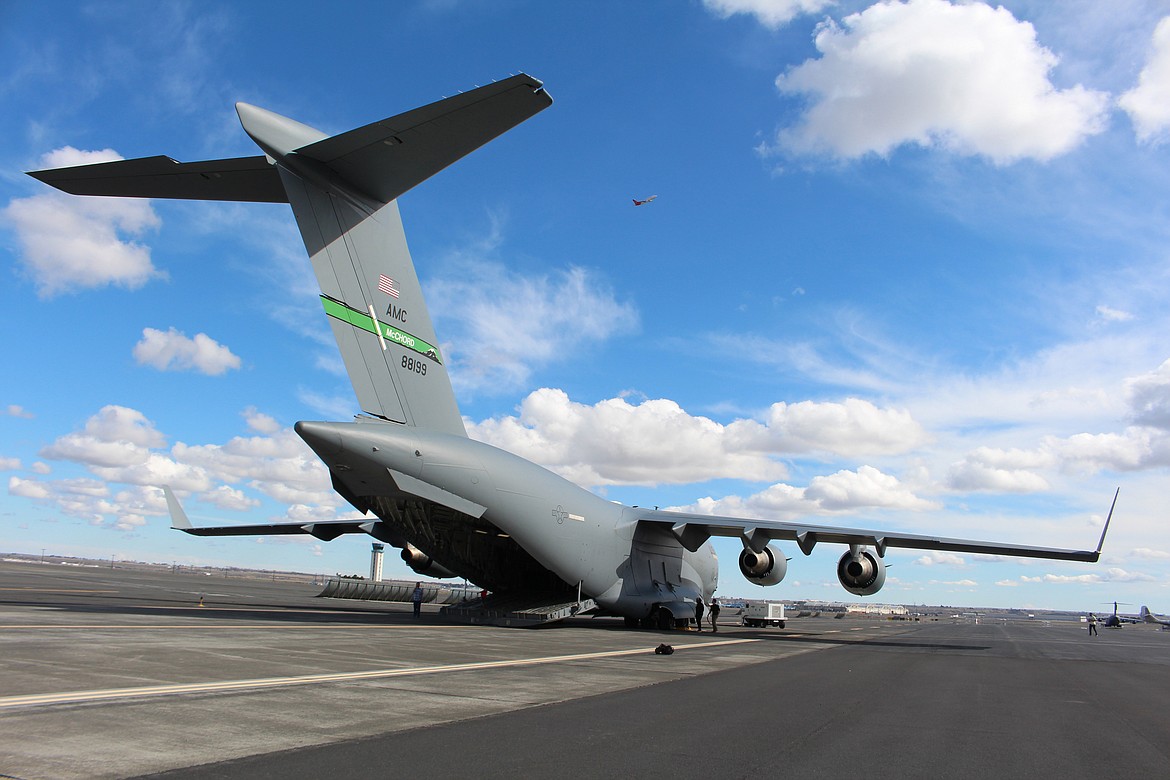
[741,601,786,628]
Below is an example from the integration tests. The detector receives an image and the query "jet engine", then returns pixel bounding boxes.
[738,544,787,586]
[401,544,458,579]
[836,547,886,596]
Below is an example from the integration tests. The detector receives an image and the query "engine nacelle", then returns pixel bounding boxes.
[401,544,457,579]
[738,544,787,586]
[836,548,886,596]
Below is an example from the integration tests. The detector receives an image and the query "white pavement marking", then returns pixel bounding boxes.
[0,638,757,710]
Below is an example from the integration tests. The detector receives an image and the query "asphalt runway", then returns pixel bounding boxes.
[2,561,1168,779]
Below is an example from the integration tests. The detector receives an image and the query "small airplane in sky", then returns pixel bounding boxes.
[30,74,1116,628]
[632,195,657,205]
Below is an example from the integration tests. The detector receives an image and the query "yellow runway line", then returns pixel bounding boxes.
[0,623,485,630]
[0,638,756,710]
[0,588,119,593]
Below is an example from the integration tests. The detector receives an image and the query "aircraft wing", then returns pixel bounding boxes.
[637,487,1117,562]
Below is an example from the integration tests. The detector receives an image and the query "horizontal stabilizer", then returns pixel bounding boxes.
[294,73,551,204]
[28,75,549,210]
[163,485,374,539]
[28,155,286,203]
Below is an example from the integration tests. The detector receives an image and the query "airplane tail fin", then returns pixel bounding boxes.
[28,75,552,435]
[1141,606,1154,622]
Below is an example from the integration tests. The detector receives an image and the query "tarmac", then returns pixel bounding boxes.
[2,559,1168,779]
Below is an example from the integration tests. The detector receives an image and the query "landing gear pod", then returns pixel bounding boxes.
[836,547,886,596]
[739,544,787,586]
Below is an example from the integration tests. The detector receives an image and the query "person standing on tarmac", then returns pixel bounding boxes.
[694,597,705,632]
[1088,613,1098,636]
[412,582,424,618]
[709,598,721,633]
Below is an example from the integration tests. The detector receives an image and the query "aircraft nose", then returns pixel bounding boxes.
[294,421,344,458]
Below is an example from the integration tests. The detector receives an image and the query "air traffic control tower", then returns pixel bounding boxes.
[370,543,384,582]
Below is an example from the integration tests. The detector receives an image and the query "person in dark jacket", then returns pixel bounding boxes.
[709,598,721,633]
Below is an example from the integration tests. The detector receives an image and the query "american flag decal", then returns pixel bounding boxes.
[378,274,400,298]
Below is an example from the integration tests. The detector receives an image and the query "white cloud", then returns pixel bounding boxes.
[172,427,334,506]
[469,390,929,488]
[1129,547,1170,560]
[675,465,935,519]
[4,148,163,297]
[429,260,638,395]
[38,406,213,491]
[702,0,834,29]
[947,446,1053,492]
[1095,305,1134,324]
[38,147,121,169]
[200,485,261,511]
[40,405,166,468]
[469,388,788,486]
[1126,358,1170,429]
[5,405,34,419]
[804,465,938,511]
[114,513,148,532]
[133,327,242,375]
[9,476,50,500]
[1049,428,1170,473]
[90,452,212,492]
[728,397,929,456]
[242,407,281,435]
[1119,16,1170,144]
[932,578,977,588]
[16,404,340,529]
[772,0,1110,163]
[1017,567,1156,585]
[0,458,21,471]
[915,551,966,566]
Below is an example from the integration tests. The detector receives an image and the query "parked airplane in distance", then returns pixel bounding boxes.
[1100,601,1140,628]
[29,74,1116,628]
[1140,606,1170,628]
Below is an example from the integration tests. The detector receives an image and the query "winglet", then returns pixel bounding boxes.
[162,485,194,532]
[1093,487,1119,558]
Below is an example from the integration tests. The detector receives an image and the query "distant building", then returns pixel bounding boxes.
[846,603,908,616]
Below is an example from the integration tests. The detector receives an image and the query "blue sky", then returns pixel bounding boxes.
[3,0,1170,612]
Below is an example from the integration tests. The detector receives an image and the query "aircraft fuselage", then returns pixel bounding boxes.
[296,420,718,618]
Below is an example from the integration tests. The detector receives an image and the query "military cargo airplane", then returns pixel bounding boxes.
[1099,601,1139,628]
[30,74,1116,628]
[1140,606,1170,628]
